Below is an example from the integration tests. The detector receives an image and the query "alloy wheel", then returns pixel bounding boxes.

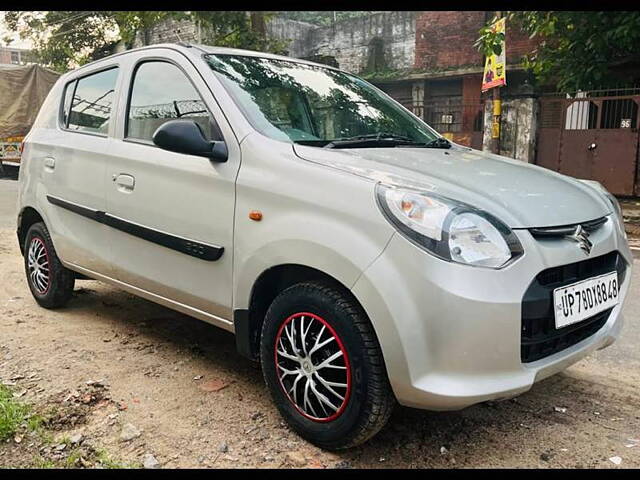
[274,312,351,422]
[27,237,50,295]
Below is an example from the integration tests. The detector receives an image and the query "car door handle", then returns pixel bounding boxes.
[43,156,55,171]
[113,173,135,192]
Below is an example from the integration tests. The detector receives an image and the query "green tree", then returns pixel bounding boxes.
[3,11,289,73]
[476,11,640,91]
[5,11,119,71]
[192,11,288,54]
[3,11,180,71]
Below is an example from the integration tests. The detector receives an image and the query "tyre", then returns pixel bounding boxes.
[260,281,395,450]
[23,222,75,309]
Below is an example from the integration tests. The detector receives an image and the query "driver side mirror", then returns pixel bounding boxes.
[152,119,228,162]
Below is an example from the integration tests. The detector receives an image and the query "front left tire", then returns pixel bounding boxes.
[24,222,75,309]
[260,281,395,450]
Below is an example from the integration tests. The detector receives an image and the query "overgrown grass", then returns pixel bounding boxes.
[1,385,139,469]
[0,385,32,441]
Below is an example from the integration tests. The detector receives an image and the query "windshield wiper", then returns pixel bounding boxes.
[423,137,452,149]
[323,132,422,149]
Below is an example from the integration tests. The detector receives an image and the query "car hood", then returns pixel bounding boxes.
[293,143,612,228]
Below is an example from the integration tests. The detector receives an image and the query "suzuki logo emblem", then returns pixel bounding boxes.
[567,225,592,255]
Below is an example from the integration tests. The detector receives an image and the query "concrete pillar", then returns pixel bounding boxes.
[510,96,538,163]
[482,87,538,162]
[482,98,493,153]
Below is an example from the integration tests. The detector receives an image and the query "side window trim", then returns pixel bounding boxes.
[59,79,78,129]
[124,58,224,145]
[59,65,119,138]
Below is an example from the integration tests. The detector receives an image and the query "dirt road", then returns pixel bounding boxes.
[1,170,639,468]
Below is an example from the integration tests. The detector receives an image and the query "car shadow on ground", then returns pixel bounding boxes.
[55,281,635,467]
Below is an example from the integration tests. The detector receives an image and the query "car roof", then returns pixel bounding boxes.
[64,42,342,78]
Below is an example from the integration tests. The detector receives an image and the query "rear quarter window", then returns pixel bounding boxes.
[66,67,119,135]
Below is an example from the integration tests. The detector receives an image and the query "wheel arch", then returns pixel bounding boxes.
[17,206,45,256]
[234,263,370,361]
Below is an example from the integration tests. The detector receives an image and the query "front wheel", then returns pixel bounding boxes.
[260,281,395,450]
[24,222,75,309]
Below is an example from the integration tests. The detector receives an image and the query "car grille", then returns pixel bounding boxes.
[521,250,626,363]
[528,216,607,238]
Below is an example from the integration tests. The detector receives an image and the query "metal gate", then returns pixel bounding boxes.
[395,96,484,150]
[537,89,640,196]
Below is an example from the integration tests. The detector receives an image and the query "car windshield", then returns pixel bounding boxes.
[205,54,441,148]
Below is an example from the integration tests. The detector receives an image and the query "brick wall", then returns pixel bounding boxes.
[415,11,486,70]
[142,12,537,76]
[414,12,538,71]
[506,21,538,64]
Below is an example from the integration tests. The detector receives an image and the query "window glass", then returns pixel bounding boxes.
[68,68,118,134]
[127,61,216,142]
[205,54,439,146]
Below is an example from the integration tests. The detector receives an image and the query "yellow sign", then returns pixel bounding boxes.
[491,120,500,139]
[482,17,506,92]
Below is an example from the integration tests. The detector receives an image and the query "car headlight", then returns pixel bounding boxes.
[375,184,523,268]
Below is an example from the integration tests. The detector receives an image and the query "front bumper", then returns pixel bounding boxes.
[351,215,632,410]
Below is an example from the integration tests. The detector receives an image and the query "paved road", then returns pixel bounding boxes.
[1,166,639,468]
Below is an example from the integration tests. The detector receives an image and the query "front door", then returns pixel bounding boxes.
[106,53,240,322]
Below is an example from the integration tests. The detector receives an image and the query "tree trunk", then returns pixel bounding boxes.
[250,11,266,40]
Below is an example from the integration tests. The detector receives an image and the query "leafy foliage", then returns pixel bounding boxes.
[193,11,288,54]
[476,11,640,91]
[5,11,119,71]
[3,11,290,72]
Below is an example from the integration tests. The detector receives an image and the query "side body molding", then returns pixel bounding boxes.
[46,195,224,261]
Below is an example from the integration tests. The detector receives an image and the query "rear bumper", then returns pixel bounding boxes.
[352,215,632,410]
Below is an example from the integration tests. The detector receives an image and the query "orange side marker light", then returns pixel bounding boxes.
[249,210,263,221]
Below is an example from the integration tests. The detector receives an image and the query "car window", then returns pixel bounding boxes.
[250,87,317,141]
[68,68,118,135]
[206,54,439,146]
[127,61,218,142]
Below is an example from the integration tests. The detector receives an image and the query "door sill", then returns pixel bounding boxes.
[62,261,234,333]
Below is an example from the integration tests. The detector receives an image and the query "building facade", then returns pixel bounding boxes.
[142,12,640,195]
[140,13,538,159]
[0,46,32,65]
[264,12,540,162]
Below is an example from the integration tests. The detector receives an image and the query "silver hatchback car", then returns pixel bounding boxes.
[16,43,632,449]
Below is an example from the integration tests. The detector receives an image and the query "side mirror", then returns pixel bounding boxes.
[152,119,228,162]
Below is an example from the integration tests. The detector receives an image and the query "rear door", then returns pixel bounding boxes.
[105,49,240,323]
[41,66,119,274]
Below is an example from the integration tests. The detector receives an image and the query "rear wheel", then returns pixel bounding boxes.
[260,281,395,450]
[24,222,75,309]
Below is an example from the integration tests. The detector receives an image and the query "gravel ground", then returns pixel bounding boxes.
[1,167,639,468]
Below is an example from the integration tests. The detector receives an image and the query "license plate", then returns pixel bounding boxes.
[553,272,619,329]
